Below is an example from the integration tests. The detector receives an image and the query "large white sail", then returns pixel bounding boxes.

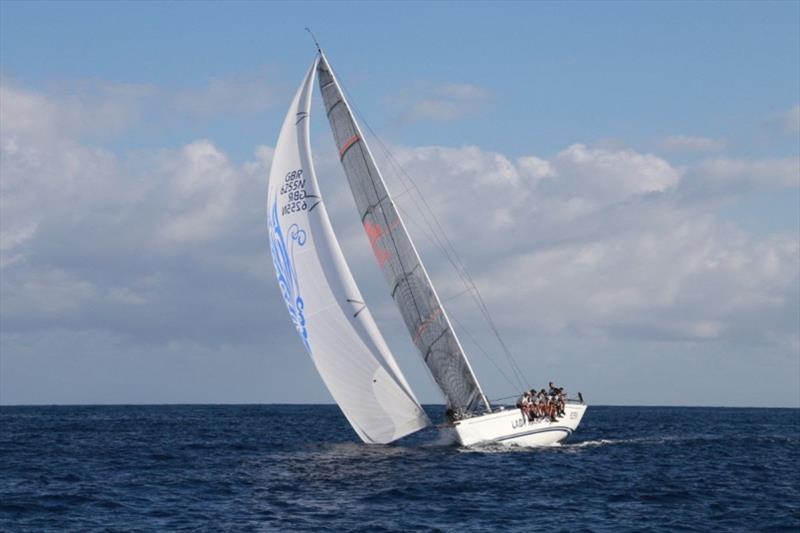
[317,53,490,415]
[267,57,430,443]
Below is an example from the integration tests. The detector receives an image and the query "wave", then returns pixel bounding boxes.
[563,436,678,448]
[456,435,683,452]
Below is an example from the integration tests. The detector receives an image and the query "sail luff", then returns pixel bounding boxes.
[317,52,491,413]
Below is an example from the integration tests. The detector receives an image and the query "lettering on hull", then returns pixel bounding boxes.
[512,417,537,430]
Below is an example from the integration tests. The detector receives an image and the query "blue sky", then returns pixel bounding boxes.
[4,1,798,157]
[1,1,798,407]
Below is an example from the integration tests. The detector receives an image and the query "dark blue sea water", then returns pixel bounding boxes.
[1,405,798,531]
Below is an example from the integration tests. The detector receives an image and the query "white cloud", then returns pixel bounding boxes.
[0,83,123,267]
[173,75,276,117]
[0,80,152,143]
[0,80,282,347]
[393,82,490,122]
[3,74,795,353]
[517,155,555,183]
[661,135,727,152]
[157,140,238,244]
[395,144,520,186]
[6,268,97,315]
[435,84,490,100]
[470,211,797,342]
[0,71,279,146]
[384,144,527,240]
[371,141,797,350]
[0,222,38,268]
[0,83,60,141]
[108,287,147,306]
[1,79,797,409]
[691,156,800,189]
[547,143,682,207]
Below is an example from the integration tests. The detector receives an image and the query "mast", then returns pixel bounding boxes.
[317,51,491,413]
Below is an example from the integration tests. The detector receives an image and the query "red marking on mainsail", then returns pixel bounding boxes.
[339,135,360,159]
[363,220,390,267]
[414,308,443,344]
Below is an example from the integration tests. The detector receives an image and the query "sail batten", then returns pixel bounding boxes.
[317,53,490,414]
[267,57,430,443]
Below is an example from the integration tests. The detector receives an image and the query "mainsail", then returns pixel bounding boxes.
[267,57,430,443]
[317,53,490,414]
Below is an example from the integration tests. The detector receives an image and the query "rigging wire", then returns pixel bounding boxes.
[448,308,524,394]
[489,393,525,404]
[339,88,530,393]
[363,127,529,392]
[397,195,527,390]
[393,203,521,393]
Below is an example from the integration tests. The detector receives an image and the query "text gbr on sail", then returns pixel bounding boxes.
[281,169,308,215]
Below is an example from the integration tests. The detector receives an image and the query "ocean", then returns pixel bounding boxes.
[1,405,798,531]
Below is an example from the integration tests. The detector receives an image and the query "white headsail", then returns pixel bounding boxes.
[267,57,430,443]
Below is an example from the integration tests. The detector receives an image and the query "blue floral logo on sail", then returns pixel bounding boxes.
[269,198,310,353]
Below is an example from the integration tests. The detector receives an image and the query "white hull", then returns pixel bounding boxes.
[449,401,587,447]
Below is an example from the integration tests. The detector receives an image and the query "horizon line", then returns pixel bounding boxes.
[1,402,798,410]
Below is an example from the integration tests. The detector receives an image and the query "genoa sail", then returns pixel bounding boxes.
[317,53,490,414]
[267,56,430,443]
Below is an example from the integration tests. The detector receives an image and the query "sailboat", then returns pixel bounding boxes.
[267,45,587,447]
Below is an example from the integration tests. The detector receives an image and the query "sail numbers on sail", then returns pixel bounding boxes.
[280,169,308,215]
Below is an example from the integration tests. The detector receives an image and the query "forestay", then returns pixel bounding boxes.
[317,53,490,414]
[267,57,430,443]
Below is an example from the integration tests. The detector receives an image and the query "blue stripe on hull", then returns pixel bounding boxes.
[496,425,574,443]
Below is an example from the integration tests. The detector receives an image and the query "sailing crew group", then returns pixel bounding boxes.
[516,382,566,423]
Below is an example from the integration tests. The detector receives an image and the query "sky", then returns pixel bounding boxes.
[1,1,798,407]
